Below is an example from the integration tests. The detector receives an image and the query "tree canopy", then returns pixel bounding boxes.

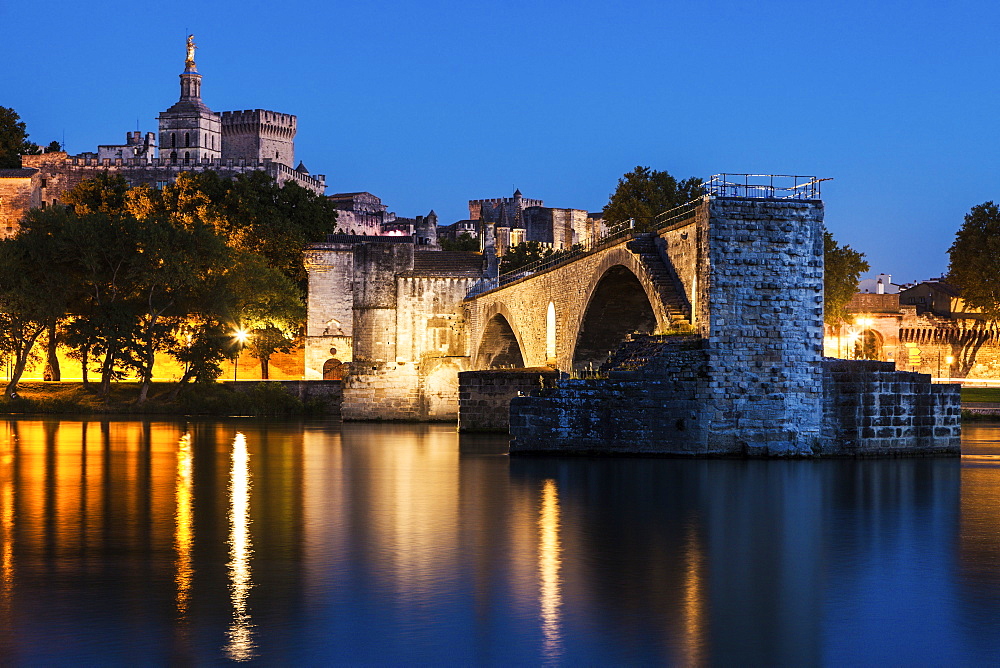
[948,201,1000,319]
[824,230,870,325]
[440,232,479,252]
[0,170,337,400]
[603,166,704,228]
[0,107,41,169]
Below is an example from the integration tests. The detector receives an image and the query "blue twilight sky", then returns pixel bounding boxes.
[3,0,997,283]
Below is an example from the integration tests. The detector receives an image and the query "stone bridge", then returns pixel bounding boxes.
[465,204,705,374]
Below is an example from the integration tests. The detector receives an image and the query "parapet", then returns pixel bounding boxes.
[220,109,297,130]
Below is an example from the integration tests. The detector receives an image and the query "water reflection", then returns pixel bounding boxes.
[174,432,193,622]
[4,418,1000,664]
[537,478,562,663]
[224,432,255,662]
[0,423,14,654]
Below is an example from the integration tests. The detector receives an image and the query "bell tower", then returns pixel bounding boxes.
[157,35,222,165]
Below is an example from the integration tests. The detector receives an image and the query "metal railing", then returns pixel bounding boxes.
[652,197,705,230]
[704,174,826,200]
[465,198,709,298]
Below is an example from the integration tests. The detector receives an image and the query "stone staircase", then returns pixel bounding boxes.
[625,234,692,328]
[600,333,703,373]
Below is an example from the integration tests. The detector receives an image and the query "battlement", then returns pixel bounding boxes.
[34,153,325,192]
[220,109,297,130]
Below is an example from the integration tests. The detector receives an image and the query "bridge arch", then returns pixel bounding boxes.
[571,261,665,372]
[475,307,527,369]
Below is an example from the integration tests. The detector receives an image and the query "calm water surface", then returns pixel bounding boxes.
[1,418,1000,665]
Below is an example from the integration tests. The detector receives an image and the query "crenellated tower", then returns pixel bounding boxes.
[220,109,296,167]
[157,35,222,165]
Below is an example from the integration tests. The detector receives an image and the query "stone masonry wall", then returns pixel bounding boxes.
[0,170,40,237]
[700,198,825,454]
[458,368,558,432]
[510,337,713,453]
[510,198,838,457]
[821,359,960,455]
[657,216,700,321]
[304,243,355,379]
[20,153,325,204]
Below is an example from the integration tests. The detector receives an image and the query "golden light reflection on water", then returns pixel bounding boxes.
[224,432,255,662]
[1,430,14,617]
[174,432,193,620]
[538,478,562,663]
[681,524,706,666]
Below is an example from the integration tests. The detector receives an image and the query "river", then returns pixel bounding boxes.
[1,418,999,665]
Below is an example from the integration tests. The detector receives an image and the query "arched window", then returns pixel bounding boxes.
[185,132,190,147]
[184,151,190,164]
[170,151,177,164]
[170,133,176,148]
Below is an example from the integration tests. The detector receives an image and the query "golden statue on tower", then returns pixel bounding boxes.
[185,34,197,71]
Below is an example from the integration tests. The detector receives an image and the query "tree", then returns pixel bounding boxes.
[0,107,40,169]
[603,166,704,229]
[949,202,1000,318]
[440,232,479,252]
[224,253,305,380]
[63,173,132,215]
[500,241,556,274]
[824,230,870,325]
[156,171,337,289]
[0,210,76,398]
[44,140,62,153]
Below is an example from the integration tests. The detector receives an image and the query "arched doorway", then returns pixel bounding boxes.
[572,265,656,372]
[476,313,525,369]
[854,329,883,361]
[322,347,345,380]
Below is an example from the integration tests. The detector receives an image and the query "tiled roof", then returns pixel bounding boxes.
[410,251,484,276]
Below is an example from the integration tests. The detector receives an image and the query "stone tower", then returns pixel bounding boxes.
[220,110,296,167]
[157,35,222,165]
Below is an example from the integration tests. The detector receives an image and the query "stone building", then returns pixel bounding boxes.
[0,37,325,235]
[158,52,222,165]
[98,132,157,163]
[0,168,41,238]
[220,110,295,166]
[328,191,439,246]
[469,189,542,226]
[328,192,396,235]
[305,236,484,419]
[823,278,1000,380]
[467,189,602,255]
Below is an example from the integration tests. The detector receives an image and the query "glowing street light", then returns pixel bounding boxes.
[233,328,249,382]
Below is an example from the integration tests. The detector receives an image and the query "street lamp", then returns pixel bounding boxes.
[233,328,249,382]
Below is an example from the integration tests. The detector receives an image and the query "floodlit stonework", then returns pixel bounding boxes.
[483,196,960,456]
[0,38,325,235]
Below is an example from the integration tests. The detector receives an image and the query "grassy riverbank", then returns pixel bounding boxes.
[0,381,331,417]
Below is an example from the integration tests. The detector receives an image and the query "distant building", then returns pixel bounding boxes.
[437,219,479,242]
[327,191,438,247]
[97,132,157,163]
[858,273,901,294]
[466,188,601,255]
[0,37,325,236]
[328,192,396,236]
[824,277,1000,379]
